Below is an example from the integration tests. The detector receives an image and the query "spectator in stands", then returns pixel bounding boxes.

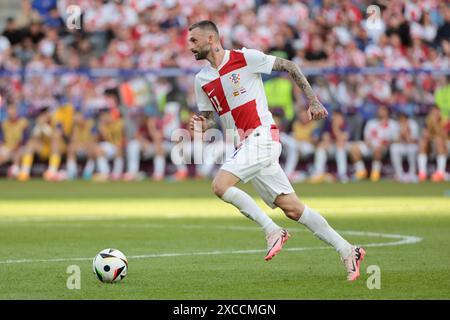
[0,103,28,178]
[390,112,420,182]
[0,0,448,181]
[2,17,23,46]
[94,108,125,181]
[418,106,448,182]
[349,105,398,182]
[65,110,97,180]
[282,108,321,181]
[17,107,53,181]
[310,110,350,183]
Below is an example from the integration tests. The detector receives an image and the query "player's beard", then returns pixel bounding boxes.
[192,46,210,60]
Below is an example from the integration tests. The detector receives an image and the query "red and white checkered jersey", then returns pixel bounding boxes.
[194,48,276,141]
[363,119,399,147]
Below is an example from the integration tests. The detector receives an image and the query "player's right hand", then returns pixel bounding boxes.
[189,114,206,132]
[307,98,328,121]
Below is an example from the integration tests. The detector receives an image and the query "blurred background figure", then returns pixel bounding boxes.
[16,107,53,181]
[349,105,398,182]
[94,108,124,182]
[418,106,448,182]
[124,110,166,182]
[310,110,349,183]
[282,109,321,181]
[0,0,448,182]
[390,112,419,183]
[65,110,97,180]
[0,103,28,178]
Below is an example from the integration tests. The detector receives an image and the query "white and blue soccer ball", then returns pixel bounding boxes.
[93,248,128,283]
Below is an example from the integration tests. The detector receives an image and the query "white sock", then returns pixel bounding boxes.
[221,186,280,235]
[176,163,187,173]
[372,160,381,172]
[390,144,403,177]
[66,158,78,179]
[298,205,352,258]
[283,137,299,177]
[97,157,110,175]
[9,164,19,176]
[113,157,124,176]
[355,161,365,172]
[407,145,417,175]
[83,159,95,177]
[314,148,326,175]
[437,155,447,174]
[418,153,427,174]
[126,140,140,174]
[336,148,347,176]
[154,155,165,177]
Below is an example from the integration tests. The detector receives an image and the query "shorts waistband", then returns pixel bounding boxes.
[242,125,280,142]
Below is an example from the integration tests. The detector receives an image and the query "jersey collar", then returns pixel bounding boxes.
[211,50,230,72]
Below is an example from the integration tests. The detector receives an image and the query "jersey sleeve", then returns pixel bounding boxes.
[242,47,276,74]
[194,75,214,112]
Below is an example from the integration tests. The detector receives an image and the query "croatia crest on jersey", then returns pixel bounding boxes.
[229,73,247,96]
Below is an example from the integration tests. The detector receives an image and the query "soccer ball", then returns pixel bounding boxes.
[93,248,128,283]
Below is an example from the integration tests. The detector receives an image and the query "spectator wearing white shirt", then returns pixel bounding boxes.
[349,105,399,181]
[390,112,420,182]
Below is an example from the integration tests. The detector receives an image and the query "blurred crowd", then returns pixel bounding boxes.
[0,0,449,182]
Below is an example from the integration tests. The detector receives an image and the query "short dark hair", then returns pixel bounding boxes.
[188,20,219,36]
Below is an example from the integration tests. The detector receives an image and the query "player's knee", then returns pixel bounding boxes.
[279,200,305,221]
[349,144,359,158]
[390,144,399,154]
[211,179,227,198]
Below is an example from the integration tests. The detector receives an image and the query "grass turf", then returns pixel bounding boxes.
[0,180,449,299]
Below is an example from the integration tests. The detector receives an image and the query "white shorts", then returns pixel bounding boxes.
[221,126,295,208]
[100,142,118,159]
[390,142,418,156]
[321,143,348,156]
[354,142,388,158]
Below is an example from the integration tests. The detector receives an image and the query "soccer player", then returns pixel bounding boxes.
[65,111,97,180]
[0,104,28,178]
[310,110,350,183]
[418,106,448,182]
[187,21,365,281]
[349,105,398,182]
[390,112,419,182]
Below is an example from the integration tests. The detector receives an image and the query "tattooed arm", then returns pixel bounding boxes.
[272,57,328,121]
[189,111,215,132]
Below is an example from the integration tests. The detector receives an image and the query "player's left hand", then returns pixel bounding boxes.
[307,98,328,121]
[189,114,207,132]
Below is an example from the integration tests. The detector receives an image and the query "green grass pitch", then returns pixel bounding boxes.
[0,180,449,299]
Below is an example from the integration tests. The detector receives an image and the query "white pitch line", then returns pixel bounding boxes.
[0,226,422,265]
